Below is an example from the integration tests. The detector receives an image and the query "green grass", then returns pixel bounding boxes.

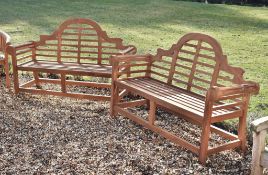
[0,0,267,115]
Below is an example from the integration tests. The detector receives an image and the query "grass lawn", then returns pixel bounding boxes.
[0,0,267,116]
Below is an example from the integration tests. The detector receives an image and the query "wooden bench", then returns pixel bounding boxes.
[7,18,136,100]
[251,116,268,175]
[110,33,259,164]
[0,30,11,88]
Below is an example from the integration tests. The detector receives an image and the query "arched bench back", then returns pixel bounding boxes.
[35,18,128,65]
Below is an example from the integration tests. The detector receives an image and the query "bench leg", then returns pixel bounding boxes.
[4,61,11,88]
[33,71,41,88]
[13,66,19,94]
[148,101,156,125]
[199,120,211,164]
[238,115,247,153]
[61,74,66,93]
[110,83,119,117]
[239,95,250,153]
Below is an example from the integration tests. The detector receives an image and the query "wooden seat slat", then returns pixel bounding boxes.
[116,80,205,119]
[138,78,241,117]
[122,78,240,117]
[140,78,205,105]
[144,78,206,101]
[18,60,112,76]
[128,79,205,113]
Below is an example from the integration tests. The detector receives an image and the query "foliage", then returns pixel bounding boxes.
[176,0,268,5]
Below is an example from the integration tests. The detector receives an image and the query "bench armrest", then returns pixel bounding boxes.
[204,83,259,114]
[110,54,153,81]
[6,42,36,66]
[251,116,268,133]
[208,83,259,101]
[6,42,35,53]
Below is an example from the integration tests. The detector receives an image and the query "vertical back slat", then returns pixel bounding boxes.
[57,33,62,63]
[77,24,82,64]
[167,51,178,85]
[186,40,202,91]
[97,35,102,64]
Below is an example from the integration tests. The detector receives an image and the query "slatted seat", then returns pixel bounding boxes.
[117,77,242,121]
[110,33,259,164]
[18,60,112,77]
[7,18,136,100]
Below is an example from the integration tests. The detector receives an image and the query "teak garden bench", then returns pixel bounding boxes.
[7,18,136,101]
[110,33,259,164]
[0,30,11,88]
[251,116,268,175]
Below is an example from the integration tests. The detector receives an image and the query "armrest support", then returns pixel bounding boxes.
[6,41,36,66]
[110,54,153,81]
[207,83,259,101]
[6,41,35,54]
[251,116,268,133]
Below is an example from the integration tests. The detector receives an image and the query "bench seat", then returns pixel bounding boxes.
[116,77,242,122]
[18,61,112,77]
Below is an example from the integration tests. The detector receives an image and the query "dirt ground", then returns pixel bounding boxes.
[0,77,254,175]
